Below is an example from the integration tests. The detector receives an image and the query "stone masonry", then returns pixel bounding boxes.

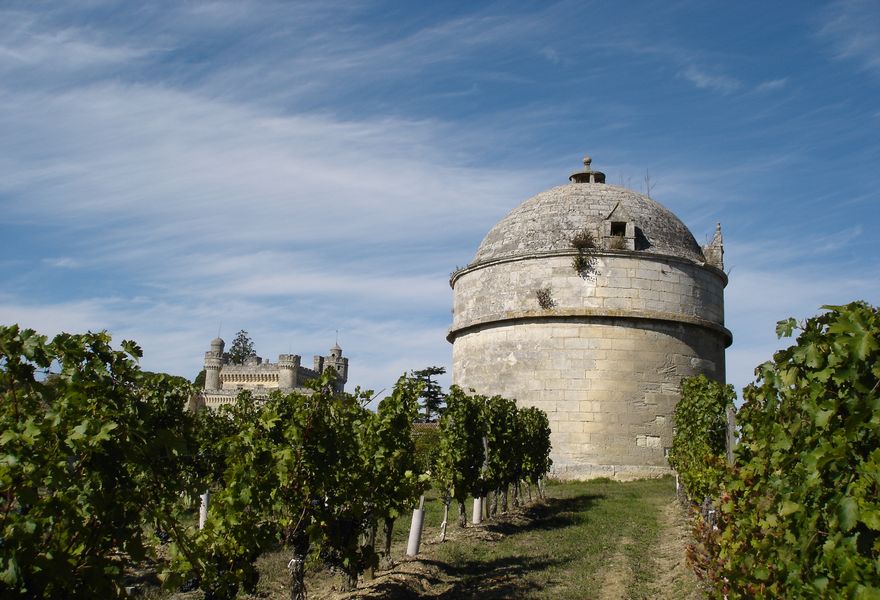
[199,337,349,409]
[448,156,731,480]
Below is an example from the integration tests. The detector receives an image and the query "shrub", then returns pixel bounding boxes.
[713,302,880,598]
[535,287,556,309]
[668,375,735,503]
[570,229,596,251]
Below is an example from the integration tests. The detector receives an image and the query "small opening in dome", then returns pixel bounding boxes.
[610,222,627,237]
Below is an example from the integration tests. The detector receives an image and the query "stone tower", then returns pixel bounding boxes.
[204,337,225,391]
[448,155,731,480]
[314,344,349,393]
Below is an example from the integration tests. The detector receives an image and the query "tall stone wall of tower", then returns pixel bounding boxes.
[451,253,728,479]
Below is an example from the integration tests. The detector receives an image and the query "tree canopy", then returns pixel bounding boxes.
[410,366,446,422]
[227,330,256,365]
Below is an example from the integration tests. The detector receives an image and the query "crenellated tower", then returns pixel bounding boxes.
[204,337,225,390]
[277,354,301,388]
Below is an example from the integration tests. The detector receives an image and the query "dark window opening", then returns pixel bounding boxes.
[610,221,627,237]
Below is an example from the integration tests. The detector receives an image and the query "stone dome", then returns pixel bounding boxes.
[471,183,705,266]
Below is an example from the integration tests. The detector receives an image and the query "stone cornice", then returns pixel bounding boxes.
[447,307,733,347]
[449,249,728,288]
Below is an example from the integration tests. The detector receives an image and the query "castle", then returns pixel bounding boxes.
[199,337,349,408]
[449,155,730,480]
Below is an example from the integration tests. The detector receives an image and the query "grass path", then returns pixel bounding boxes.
[317,477,699,599]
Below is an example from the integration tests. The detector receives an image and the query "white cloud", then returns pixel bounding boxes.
[818,0,880,73]
[755,78,788,92]
[680,66,742,94]
[42,257,81,269]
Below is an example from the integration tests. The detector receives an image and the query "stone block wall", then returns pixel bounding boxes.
[452,318,727,479]
[449,251,729,480]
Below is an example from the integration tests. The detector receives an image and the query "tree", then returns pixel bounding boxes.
[410,366,446,422]
[193,369,206,389]
[227,330,256,365]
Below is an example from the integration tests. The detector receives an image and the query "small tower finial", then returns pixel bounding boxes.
[570,152,605,184]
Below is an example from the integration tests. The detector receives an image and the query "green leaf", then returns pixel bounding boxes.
[838,496,859,532]
[779,500,801,516]
[814,409,834,427]
[776,317,797,338]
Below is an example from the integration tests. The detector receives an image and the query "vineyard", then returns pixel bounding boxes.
[671,302,880,598]
[3,301,878,599]
[0,326,551,600]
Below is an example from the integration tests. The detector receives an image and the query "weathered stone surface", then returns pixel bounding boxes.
[449,158,730,480]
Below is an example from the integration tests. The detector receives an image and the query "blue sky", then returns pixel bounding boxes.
[1,0,878,399]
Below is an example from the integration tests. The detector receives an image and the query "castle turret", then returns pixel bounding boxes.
[324,343,349,392]
[204,337,225,390]
[278,354,301,389]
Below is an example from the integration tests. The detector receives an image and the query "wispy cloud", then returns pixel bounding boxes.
[42,257,81,269]
[680,65,742,94]
[1,1,878,403]
[754,78,788,92]
[817,0,880,73]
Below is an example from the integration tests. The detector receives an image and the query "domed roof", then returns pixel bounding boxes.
[471,159,704,265]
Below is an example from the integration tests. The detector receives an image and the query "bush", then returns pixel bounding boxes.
[668,375,735,503]
[0,326,198,599]
[713,302,880,598]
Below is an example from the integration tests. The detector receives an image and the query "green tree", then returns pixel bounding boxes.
[519,407,552,500]
[227,330,256,365]
[410,366,446,422]
[193,369,206,388]
[174,373,428,598]
[0,326,199,599]
[483,395,519,515]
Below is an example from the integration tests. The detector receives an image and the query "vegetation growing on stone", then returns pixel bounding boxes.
[570,228,596,251]
[535,287,556,309]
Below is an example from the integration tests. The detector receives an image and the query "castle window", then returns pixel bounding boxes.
[610,221,627,237]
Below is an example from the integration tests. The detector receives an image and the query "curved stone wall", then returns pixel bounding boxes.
[452,318,727,479]
[449,251,729,480]
[451,252,727,336]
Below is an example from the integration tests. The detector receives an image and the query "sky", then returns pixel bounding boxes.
[1,0,878,400]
